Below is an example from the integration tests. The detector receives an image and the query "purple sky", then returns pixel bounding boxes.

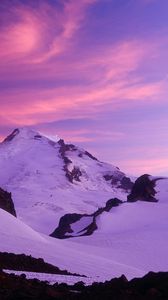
[0,0,168,175]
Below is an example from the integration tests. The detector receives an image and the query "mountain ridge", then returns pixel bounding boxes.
[0,127,132,234]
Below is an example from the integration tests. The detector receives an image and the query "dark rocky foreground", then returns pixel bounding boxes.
[0,252,82,276]
[1,270,168,299]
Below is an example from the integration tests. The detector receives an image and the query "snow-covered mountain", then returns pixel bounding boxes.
[0,127,132,234]
[1,127,168,283]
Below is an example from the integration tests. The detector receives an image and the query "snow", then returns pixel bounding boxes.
[0,208,45,242]
[4,270,93,285]
[71,216,93,233]
[72,179,168,275]
[1,128,168,283]
[65,216,94,237]
[0,127,127,234]
[154,177,168,202]
[66,149,122,191]
[0,208,144,281]
[0,178,168,282]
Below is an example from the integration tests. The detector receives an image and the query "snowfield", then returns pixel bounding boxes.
[0,177,168,281]
[0,208,144,281]
[0,128,168,283]
[4,270,94,285]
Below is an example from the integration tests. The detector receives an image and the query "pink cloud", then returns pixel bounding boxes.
[49,128,125,144]
[0,35,166,128]
[0,4,167,136]
[0,0,96,64]
[0,76,165,127]
[119,158,168,176]
[0,7,42,62]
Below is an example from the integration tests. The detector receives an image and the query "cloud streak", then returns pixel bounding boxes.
[0,0,96,64]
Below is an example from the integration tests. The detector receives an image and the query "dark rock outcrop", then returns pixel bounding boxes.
[0,188,16,217]
[0,252,66,275]
[2,129,19,143]
[34,134,42,140]
[50,198,122,239]
[104,198,123,212]
[58,139,75,183]
[104,174,133,192]
[118,176,134,191]
[57,139,99,183]
[84,150,98,161]
[0,252,81,276]
[127,174,158,202]
[70,167,82,182]
[50,213,86,239]
[57,138,131,188]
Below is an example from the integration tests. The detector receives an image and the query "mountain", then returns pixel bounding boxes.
[1,127,168,284]
[0,127,133,234]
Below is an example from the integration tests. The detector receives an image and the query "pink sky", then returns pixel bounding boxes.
[0,0,168,175]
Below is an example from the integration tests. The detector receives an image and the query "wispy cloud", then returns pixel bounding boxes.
[0,0,96,64]
[0,5,41,62]
[0,34,166,127]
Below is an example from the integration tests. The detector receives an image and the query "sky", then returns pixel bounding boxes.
[0,0,168,176]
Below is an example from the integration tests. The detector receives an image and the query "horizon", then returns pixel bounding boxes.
[0,0,168,176]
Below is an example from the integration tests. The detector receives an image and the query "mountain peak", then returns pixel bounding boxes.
[3,128,39,143]
[2,127,59,143]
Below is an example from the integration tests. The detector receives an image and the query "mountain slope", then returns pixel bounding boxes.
[66,177,168,276]
[50,175,168,239]
[0,178,168,281]
[0,127,132,233]
[0,208,144,281]
[1,127,168,282]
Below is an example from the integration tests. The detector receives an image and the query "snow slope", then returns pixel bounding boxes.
[0,127,131,234]
[4,270,92,286]
[0,178,168,282]
[71,178,168,272]
[0,208,144,281]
